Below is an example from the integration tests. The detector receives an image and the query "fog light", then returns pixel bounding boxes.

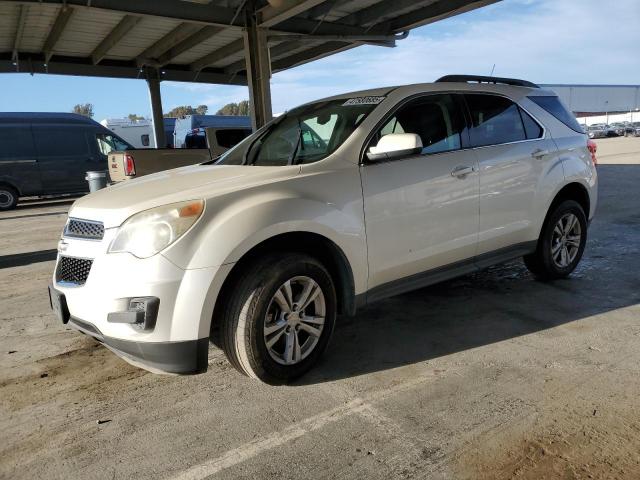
[107,297,159,331]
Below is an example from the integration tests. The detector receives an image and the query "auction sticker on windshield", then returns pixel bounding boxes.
[342,96,386,106]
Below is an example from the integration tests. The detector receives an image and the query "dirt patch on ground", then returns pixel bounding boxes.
[457,382,640,479]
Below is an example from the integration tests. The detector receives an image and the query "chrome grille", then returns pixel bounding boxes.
[64,218,104,240]
[55,256,93,286]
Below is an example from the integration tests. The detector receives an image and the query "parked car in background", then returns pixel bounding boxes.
[609,123,626,137]
[0,112,132,210]
[173,114,251,148]
[50,76,597,382]
[625,121,640,137]
[587,125,607,139]
[184,126,252,156]
[108,125,252,182]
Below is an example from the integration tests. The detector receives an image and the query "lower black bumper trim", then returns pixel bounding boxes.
[68,317,209,374]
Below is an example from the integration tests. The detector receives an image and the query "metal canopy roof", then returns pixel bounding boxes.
[0,0,499,85]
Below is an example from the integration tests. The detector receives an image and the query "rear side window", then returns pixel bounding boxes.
[216,129,252,149]
[375,93,465,155]
[33,127,89,156]
[519,108,543,139]
[0,126,35,159]
[528,96,582,133]
[465,94,526,147]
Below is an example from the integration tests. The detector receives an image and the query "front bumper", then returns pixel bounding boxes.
[69,316,209,373]
[51,230,232,373]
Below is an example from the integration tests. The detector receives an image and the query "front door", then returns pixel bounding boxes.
[361,93,480,292]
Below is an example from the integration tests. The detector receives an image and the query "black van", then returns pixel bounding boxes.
[0,113,133,210]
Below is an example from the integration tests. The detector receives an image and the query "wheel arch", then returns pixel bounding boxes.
[210,231,357,340]
[535,182,590,244]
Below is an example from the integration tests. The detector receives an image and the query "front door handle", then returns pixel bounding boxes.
[451,165,474,178]
[531,148,549,158]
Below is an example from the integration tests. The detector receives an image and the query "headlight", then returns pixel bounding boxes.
[108,200,204,258]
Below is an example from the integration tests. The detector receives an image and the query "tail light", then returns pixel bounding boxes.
[124,154,136,176]
[587,140,597,167]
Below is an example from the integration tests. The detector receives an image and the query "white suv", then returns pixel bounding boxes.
[49,76,597,383]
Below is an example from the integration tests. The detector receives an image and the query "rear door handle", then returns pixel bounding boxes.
[531,148,549,158]
[451,165,474,178]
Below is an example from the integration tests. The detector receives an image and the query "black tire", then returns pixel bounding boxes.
[0,185,19,211]
[524,199,587,280]
[219,253,336,383]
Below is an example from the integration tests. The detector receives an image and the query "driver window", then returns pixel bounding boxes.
[373,94,464,156]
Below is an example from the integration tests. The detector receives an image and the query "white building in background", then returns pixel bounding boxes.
[542,84,640,125]
[99,118,156,148]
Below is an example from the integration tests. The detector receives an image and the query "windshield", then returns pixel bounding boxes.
[215,97,382,166]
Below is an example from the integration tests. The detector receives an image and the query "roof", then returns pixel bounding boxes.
[0,111,102,124]
[0,0,500,85]
[311,80,550,106]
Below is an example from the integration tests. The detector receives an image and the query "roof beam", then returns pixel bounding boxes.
[9,0,244,29]
[42,5,74,63]
[136,23,202,65]
[189,38,244,71]
[0,56,247,85]
[12,5,28,61]
[156,25,224,66]
[91,15,142,64]
[258,0,328,28]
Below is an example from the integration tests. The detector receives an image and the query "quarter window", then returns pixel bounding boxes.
[465,94,526,147]
[373,94,464,155]
[519,108,543,139]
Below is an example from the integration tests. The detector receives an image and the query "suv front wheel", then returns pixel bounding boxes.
[524,199,587,280]
[220,253,337,383]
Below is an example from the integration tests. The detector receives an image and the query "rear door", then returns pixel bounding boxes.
[33,124,93,193]
[0,124,41,195]
[463,93,557,255]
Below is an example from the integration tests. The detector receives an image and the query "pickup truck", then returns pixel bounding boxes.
[108,126,251,182]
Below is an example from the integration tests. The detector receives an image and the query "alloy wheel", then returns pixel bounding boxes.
[263,276,326,365]
[551,212,582,268]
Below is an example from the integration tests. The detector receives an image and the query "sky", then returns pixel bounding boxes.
[0,0,638,121]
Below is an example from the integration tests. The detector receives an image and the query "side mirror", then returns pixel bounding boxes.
[366,133,423,162]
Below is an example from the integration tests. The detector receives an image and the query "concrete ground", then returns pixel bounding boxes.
[1,137,639,479]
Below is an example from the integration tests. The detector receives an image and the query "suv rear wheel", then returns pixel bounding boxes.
[524,199,587,280]
[0,185,18,211]
[219,253,336,383]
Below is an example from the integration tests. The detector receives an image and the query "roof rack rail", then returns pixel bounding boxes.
[436,75,539,88]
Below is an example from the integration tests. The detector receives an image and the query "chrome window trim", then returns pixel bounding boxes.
[360,90,548,165]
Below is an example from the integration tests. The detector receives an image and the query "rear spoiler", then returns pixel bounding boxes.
[436,75,540,88]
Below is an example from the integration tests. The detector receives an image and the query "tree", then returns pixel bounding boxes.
[216,100,250,116]
[164,105,208,117]
[128,113,145,122]
[72,103,94,118]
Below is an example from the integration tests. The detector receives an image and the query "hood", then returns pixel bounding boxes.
[70,164,299,228]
